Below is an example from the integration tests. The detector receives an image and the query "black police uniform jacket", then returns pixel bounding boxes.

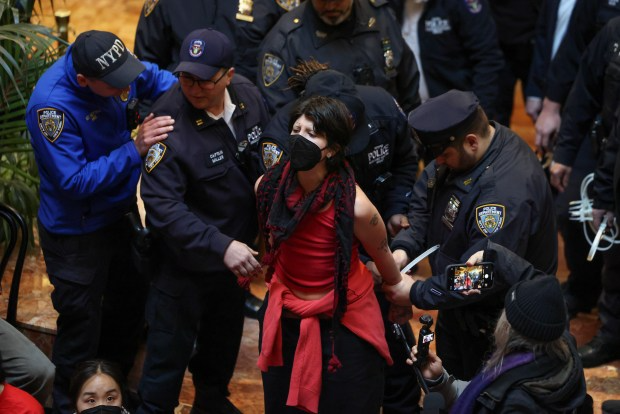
[411,0,504,119]
[258,84,418,221]
[545,0,620,104]
[554,17,620,170]
[257,0,421,114]
[140,76,270,281]
[391,122,557,311]
[134,0,238,70]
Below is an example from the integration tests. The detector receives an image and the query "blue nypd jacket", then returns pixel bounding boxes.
[26,44,176,235]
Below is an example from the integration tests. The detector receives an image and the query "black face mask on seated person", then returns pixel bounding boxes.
[289,134,327,171]
[79,405,126,414]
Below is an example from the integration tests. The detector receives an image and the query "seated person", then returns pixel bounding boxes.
[409,275,588,413]
[0,318,54,407]
[0,350,44,414]
[69,360,130,414]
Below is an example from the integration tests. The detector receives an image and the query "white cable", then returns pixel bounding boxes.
[568,173,620,260]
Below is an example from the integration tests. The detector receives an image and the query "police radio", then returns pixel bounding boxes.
[126,98,141,131]
[392,314,435,394]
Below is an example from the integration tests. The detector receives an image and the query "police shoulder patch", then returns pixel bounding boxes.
[261,141,283,169]
[464,0,482,13]
[276,0,300,11]
[262,53,285,87]
[143,0,159,17]
[476,204,505,237]
[145,142,167,173]
[37,108,65,143]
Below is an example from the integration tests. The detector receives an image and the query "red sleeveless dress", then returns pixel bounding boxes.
[257,203,392,413]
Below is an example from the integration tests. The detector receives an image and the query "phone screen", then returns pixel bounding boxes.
[447,263,493,291]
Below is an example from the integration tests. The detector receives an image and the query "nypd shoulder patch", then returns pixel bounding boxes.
[464,0,482,13]
[262,53,285,87]
[476,204,505,236]
[145,142,167,173]
[143,0,159,17]
[276,0,300,11]
[261,141,283,169]
[37,108,65,143]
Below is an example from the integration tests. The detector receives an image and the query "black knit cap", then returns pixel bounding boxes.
[505,276,567,342]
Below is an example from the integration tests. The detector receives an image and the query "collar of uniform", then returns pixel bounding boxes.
[447,121,503,192]
[307,0,379,49]
[189,84,246,130]
[205,89,236,124]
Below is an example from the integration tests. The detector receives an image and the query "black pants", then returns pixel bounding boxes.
[555,137,603,309]
[600,245,620,344]
[39,219,147,414]
[259,298,386,414]
[494,42,533,126]
[137,263,245,414]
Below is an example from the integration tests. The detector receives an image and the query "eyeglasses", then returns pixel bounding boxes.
[176,68,229,89]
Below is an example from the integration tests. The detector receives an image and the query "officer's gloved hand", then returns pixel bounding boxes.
[592,208,616,230]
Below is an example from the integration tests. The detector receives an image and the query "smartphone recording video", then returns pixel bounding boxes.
[446,262,494,291]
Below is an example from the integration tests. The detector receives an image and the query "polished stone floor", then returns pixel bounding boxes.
[0,1,618,412]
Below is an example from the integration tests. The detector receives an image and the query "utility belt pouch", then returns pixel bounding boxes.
[125,210,154,276]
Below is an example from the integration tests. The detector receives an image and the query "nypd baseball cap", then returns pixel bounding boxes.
[72,30,145,88]
[174,28,233,80]
[408,90,480,157]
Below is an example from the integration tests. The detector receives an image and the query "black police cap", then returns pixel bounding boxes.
[407,90,480,147]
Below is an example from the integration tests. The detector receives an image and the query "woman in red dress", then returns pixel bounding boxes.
[254,96,410,413]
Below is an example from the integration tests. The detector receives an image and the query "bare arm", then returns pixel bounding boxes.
[354,186,402,286]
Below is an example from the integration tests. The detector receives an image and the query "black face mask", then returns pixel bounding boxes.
[289,134,326,171]
[79,405,124,414]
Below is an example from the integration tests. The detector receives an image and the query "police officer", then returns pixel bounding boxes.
[25,30,176,414]
[134,0,239,71]
[400,0,504,119]
[137,29,270,414]
[135,0,267,319]
[257,0,421,114]
[259,61,420,412]
[234,0,300,82]
[549,17,620,367]
[535,0,620,150]
[384,90,557,380]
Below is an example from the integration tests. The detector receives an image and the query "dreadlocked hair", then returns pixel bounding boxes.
[287,58,330,96]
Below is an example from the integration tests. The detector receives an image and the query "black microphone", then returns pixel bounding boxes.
[422,392,446,414]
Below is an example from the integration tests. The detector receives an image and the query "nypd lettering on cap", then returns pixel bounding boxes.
[143,0,159,17]
[37,108,65,143]
[262,54,285,87]
[189,39,205,58]
[95,38,126,70]
[261,141,283,169]
[476,204,505,236]
[464,0,482,13]
[145,142,167,173]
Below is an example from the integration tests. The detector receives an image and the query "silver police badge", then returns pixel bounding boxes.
[145,142,167,173]
[476,204,505,236]
[189,39,205,58]
[442,194,461,230]
[262,54,285,87]
[143,0,159,17]
[37,108,65,143]
[464,0,482,13]
[261,141,283,169]
[276,0,300,11]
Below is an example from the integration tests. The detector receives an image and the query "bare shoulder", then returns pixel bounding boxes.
[354,185,375,221]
